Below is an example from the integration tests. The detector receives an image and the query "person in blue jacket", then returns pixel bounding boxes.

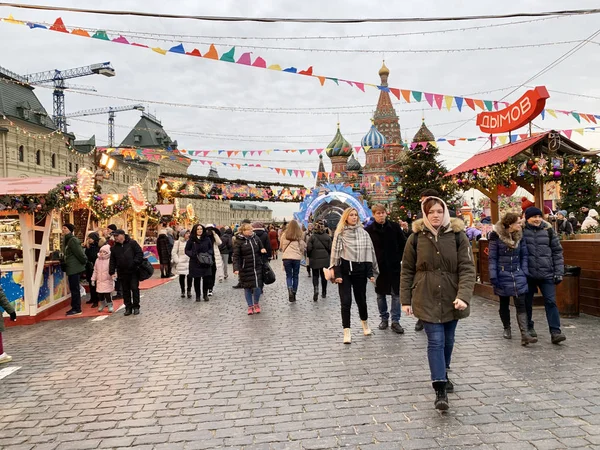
[522,207,566,344]
[488,213,537,346]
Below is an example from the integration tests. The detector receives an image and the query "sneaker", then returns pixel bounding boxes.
[378,320,389,330]
[391,322,405,334]
[247,306,254,315]
[98,301,106,312]
[207,289,213,297]
[528,327,537,338]
[65,310,82,316]
[0,353,12,364]
[415,319,424,332]
[107,302,114,313]
[124,308,132,316]
[446,378,454,394]
[133,308,140,315]
[551,332,566,344]
[254,304,261,314]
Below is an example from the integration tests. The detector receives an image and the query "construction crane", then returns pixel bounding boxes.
[65,104,145,147]
[23,62,116,132]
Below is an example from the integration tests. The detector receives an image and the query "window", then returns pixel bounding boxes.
[51,153,56,168]
[75,164,79,172]
[68,162,72,172]
[18,145,24,162]
[36,150,41,165]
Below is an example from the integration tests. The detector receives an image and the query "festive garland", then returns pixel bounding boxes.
[171,193,303,203]
[89,194,161,222]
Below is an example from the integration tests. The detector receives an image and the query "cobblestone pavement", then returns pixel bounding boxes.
[1,262,600,450]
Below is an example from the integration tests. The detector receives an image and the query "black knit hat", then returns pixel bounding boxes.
[64,223,75,233]
[525,207,543,220]
[107,224,117,231]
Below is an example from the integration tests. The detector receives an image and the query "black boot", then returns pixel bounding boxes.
[321,284,327,299]
[181,291,185,299]
[432,381,449,411]
[187,290,192,299]
[503,328,512,339]
[499,307,511,338]
[517,312,538,346]
[313,286,319,302]
[288,287,295,302]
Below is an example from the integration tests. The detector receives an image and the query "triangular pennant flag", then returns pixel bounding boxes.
[220,47,236,62]
[186,48,202,57]
[434,94,444,110]
[169,43,185,54]
[412,91,422,102]
[389,88,400,100]
[572,112,581,123]
[227,151,233,157]
[326,77,339,85]
[574,128,584,135]
[283,67,298,73]
[563,129,572,138]
[547,109,557,118]
[5,14,24,25]
[541,109,545,120]
[455,97,463,112]
[424,92,434,107]
[581,114,591,123]
[519,134,528,140]
[448,140,456,146]
[49,17,68,33]
[493,101,499,111]
[354,82,365,92]
[499,135,508,145]
[317,76,326,86]
[490,136,497,146]
[287,169,293,176]
[299,66,313,75]
[588,114,597,124]
[204,44,219,59]
[27,22,47,29]
[152,47,167,55]
[465,98,475,110]
[267,64,282,70]
[401,89,411,103]
[71,28,90,37]
[510,134,518,143]
[484,100,494,111]
[474,99,485,110]
[252,57,266,68]
[92,30,109,40]
[112,35,130,44]
[311,171,317,178]
[444,95,453,111]
[131,43,149,48]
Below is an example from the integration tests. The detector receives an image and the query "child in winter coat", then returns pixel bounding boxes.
[92,244,115,313]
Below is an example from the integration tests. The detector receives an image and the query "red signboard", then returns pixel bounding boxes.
[476,86,549,134]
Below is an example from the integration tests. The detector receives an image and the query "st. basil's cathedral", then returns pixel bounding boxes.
[315,62,437,211]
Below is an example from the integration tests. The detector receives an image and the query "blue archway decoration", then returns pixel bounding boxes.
[294,183,371,226]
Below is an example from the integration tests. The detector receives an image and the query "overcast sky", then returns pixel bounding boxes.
[1,1,600,219]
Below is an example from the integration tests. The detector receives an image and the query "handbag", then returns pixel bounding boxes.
[138,258,155,281]
[197,252,213,266]
[262,261,276,285]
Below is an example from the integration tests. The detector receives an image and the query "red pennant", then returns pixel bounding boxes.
[50,18,68,33]
[434,94,444,110]
[354,82,365,92]
[389,88,400,100]
[519,134,528,140]
[448,140,456,146]
[252,57,266,68]
[299,66,313,76]
[186,49,202,57]
[464,98,475,110]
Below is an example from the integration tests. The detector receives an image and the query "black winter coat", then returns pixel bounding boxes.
[488,224,529,297]
[365,219,406,295]
[156,234,171,264]
[185,236,214,278]
[523,222,564,280]
[84,242,100,279]
[254,229,272,260]
[109,235,144,276]
[232,233,264,289]
[307,231,331,269]
[219,231,233,254]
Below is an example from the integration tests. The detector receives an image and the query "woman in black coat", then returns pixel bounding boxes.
[156,230,172,278]
[307,221,332,301]
[233,223,267,315]
[85,232,102,308]
[185,224,214,302]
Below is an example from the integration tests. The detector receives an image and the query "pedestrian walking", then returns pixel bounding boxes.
[231,219,252,289]
[280,220,306,302]
[109,229,144,316]
[172,229,192,298]
[62,223,87,316]
[233,223,267,315]
[0,283,17,364]
[522,207,566,344]
[185,224,214,302]
[365,204,407,334]
[488,213,537,345]
[304,223,314,277]
[269,225,279,259]
[204,224,223,295]
[252,222,272,261]
[219,227,233,280]
[84,232,102,308]
[91,244,115,313]
[156,230,172,278]
[401,197,475,410]
[331,207,379,344]
[307,220,332,301]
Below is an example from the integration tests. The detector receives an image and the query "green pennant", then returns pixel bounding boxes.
[412,91,422,102]
[572,112,581,123]
[92,30,109,40]
[484,100,494,111]
[220,47,235,62]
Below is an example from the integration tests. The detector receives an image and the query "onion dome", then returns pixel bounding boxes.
[412,119,436,143]
[378,61,390,77]
[325,124,353,158]
[346,153,362,171]
[361,123,387,150]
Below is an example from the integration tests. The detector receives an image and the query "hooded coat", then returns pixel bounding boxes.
[365,219,406,295]
[171,237,190,276]
[581,209,599,232]
[185,229,214,278]
[232,233,264,289]
[488,222,529,297]
[219,229,234,254]
[92,244,115,294]
[522,221,564,280]
[254,228,272,258]
[401,200,475,324]
[63,233,88,276]
[307,230,332,270]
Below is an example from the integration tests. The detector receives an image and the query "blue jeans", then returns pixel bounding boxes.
[377,294,401,323]
[423,320,458,382]
[283,259,301,292]
[525,278,561,334]
[244,287,262,307]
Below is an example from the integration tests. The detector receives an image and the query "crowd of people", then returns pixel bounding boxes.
[0,187,583,412]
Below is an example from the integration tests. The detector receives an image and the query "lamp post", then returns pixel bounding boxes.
[94,148,116,192]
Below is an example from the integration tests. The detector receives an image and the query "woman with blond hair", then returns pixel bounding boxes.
[280,219,306,302]
[233,223,267,315]
[330,208,379,344]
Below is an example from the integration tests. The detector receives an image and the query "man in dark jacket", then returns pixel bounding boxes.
[522,207,566,344]
[252,222,272,262]
[219,227,234,279]
[366,204,406,334]
[109,230,144,316]
[62,223,87,316]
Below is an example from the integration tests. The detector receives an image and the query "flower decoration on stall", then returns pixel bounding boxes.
[128,184,147,213]
[145,203,161,222]
[76,168,95,202]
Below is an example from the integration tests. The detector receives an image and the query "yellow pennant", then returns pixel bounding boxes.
[444,95,453,111]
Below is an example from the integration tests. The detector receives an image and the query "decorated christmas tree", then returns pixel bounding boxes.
[394,121,458,220]
[558,157,600,222]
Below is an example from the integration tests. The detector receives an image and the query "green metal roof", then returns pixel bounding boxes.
[0,71,56,130]
[120,113,176,149]
[74,135,96,155]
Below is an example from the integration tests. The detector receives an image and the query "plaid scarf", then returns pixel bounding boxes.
[331,224,379,276]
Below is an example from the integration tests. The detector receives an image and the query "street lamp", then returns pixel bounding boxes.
[94,150,116,191]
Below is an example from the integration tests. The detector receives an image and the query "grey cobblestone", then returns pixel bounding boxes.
[1,264,600,448]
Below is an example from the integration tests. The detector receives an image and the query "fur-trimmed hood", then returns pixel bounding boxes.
[493,221,523,249]
[411,217,465,234]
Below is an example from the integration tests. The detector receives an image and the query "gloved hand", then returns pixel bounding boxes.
[554,276,563,285]
[9,311,16,321]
